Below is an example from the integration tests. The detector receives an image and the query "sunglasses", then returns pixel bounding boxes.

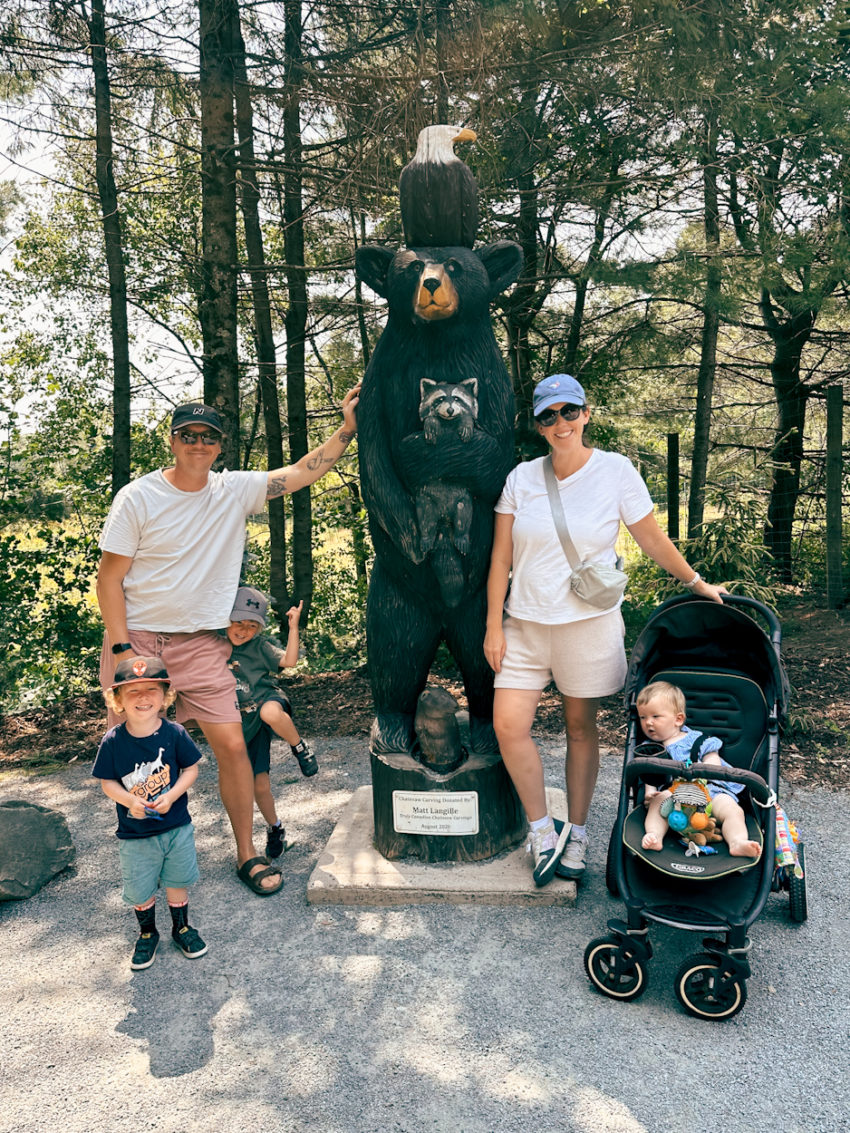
[174,429,221,446]
[535,404,585,426]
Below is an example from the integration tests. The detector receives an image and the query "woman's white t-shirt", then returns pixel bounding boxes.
[495,450,653,624]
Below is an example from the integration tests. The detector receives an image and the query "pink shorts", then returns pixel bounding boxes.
[493,610,627,698]
[100,630,240,727]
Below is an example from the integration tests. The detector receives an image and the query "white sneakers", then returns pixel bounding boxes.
[527,820,571,887]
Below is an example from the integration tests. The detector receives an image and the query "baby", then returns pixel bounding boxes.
[637,681,761,858]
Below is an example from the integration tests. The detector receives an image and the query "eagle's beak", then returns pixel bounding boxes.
[453,128,477,143]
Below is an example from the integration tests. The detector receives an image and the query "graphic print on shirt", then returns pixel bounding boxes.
[120,749,171,804]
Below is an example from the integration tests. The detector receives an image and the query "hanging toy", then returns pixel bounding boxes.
[775,806,803,879]
[660,779,723,853]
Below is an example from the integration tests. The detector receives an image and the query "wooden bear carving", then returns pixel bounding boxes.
[356,241,522,755]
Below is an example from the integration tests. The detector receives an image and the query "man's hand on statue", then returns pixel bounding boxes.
[341,384,361,433]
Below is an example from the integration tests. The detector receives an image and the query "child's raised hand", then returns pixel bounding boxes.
[287,600,303,628]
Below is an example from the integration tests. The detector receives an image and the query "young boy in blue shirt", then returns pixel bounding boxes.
[93,656,207,970]
[226,587,316,860]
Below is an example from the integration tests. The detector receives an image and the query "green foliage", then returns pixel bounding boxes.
[626,486,779,611]
[0,527,102,711]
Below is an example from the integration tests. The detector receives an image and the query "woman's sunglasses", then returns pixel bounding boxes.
[535,404,585,426]
[174,430,221,445]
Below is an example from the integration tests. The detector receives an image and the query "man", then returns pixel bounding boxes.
[97,389,359,895]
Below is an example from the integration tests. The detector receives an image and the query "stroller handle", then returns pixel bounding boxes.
[660,592,782,650]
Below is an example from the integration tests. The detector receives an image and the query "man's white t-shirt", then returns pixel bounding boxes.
[99,469,268,633]
[495,450,653,624]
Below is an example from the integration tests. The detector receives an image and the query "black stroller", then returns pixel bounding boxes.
[584,594,806,1020]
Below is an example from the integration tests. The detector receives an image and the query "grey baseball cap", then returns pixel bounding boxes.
[229,586,268,626]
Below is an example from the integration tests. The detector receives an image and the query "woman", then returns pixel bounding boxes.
[484,374,726,887]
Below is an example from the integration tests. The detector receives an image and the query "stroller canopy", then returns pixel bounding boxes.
[625,596,790,721]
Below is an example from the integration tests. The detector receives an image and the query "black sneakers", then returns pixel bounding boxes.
[130,931,160,970]
[266,823,286,859]
[291,740,318,777]
[172,924,208,959]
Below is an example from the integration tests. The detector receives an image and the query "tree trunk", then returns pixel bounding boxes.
[198,0,240,468]
[230,0,288,613]
[761,297,815,582]
[503,164,538,429]
[688,110,721,538]
[825,383,844,608]
[283,0,312,617]
[88,0,131,495]
[563,143,621,377]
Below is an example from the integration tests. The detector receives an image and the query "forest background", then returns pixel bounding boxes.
[0,0,848,773]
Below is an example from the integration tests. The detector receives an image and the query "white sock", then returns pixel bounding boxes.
[570,824,587,841]
[529,815,551,833]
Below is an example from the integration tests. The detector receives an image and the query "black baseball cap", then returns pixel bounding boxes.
[110,656,171,689]
[171,403,224,434]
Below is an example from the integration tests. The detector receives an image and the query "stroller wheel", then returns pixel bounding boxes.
[789,843,808,923]
[674,953,747,1020]
[584,937,648,1001]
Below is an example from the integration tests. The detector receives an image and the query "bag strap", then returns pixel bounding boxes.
[542,456,583,572]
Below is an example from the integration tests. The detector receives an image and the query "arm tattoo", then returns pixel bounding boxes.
[306,446,332,471]
[267,473,289,499]
[339,430,356,445]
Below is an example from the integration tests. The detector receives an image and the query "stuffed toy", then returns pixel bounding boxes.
[660,779,724,856]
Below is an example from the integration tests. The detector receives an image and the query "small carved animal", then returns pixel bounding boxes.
[413,685,465,772]
[419,378,478,443]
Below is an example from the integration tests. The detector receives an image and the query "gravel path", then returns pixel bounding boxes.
[1,733,845,1133]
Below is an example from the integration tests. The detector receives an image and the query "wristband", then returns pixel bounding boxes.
[682,573,701,590]
[111,641,133,655]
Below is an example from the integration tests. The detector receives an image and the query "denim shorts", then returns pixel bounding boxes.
[118,822,200,906]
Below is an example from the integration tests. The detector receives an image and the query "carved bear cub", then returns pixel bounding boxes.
[355,241,522,755]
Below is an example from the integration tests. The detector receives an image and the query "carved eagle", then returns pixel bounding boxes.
[399,125,479,249]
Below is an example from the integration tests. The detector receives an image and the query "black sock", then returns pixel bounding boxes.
[169,901,189,935]
[135,903,157,935]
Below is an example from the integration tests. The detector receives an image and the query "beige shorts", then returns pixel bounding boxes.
[100,630,240,727]
[493,610,627,698]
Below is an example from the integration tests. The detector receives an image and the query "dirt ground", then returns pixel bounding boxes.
[1,600,847,790]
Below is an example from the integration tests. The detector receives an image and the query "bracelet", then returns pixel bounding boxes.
[682,573,701,589]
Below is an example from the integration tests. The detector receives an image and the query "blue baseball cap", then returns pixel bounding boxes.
[532,374,586,416]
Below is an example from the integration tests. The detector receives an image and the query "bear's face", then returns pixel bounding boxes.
[356,242,522,326]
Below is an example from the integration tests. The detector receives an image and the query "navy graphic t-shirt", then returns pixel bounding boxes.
[92,719,202,840]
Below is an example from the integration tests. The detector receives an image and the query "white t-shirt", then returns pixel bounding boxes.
[495,450,653,624]
[99,468,268,632]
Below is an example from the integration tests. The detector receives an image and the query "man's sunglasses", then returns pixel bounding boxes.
[174,429,221,446]
[535,404,585,426]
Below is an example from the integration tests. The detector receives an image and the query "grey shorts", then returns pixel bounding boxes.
[493,609,627,698]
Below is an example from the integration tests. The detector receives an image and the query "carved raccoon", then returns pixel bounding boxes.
[419,378,478,443]
[416,378,477,580]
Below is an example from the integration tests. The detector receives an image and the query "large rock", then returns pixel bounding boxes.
[0,800,75,900]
